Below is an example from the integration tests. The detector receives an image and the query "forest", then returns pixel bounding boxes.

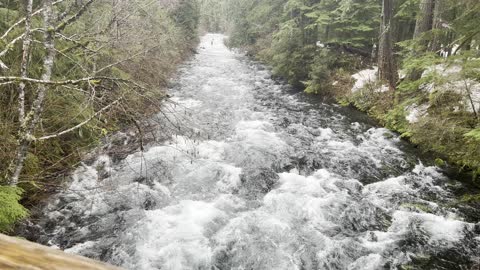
[0,0,479,269]
[0,0,200,231]
[208,0,480,185]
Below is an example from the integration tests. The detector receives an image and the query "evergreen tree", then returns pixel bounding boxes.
[378,0,398,89]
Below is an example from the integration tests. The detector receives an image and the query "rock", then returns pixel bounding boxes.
[340,200,392,232]
[474,222,480,234]
[238,167,279,200]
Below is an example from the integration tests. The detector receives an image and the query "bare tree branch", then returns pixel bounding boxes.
[0,0,68,40]
[55,0,97,32]
[37,98,122,141]
[95,45,159,74]
[0,76,147,88]
[0,33,25,58]
[55,33,95,53]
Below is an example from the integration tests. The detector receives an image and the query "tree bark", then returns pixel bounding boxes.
[9,0,34,185]
[0,0,68,40]
[413,0,434,40]
[18,0,33,126]
[430,0,445,52]
[407,0,434,81]
[0,233,122,270]
[10,0,57,186]
[378,0,398,89]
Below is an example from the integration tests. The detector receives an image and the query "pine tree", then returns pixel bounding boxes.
[378,0,398,89]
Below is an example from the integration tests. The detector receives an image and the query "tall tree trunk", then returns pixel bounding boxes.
[9,0,34,186]
[378,0,398,89]
[10,0,56,186]
[408,0,434,81]
[430,0,445,52]
[413,0,434,40]
[18,0,33,123]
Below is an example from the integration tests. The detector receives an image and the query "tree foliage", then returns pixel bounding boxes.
[219,0,480,179]
[0,186,28,232]
[0,0,200,230]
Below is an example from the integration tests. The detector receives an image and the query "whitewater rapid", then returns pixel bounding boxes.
[32,34,479,270]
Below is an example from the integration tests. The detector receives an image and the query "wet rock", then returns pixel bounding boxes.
[280,117,291,128]
[109,132,130,147]
[334,179,363,195]
[238,167,279,200]
[340,200,392,232]
[14,220,44,243]
[143,195,157,210]
[474,222,480,234]
[59,193,81,205]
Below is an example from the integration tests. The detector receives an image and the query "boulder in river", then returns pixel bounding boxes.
[238,167,279,200]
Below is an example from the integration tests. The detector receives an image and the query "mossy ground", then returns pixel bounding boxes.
[335,73,480,187]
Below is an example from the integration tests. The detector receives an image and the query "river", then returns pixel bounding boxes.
[30,34,479,270]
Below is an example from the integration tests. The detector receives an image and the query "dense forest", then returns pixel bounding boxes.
[0,0,200,232]
[0,0,479,269]
[203,0,480,187]
[0,0,479,252]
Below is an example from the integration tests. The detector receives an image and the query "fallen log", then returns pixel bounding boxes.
[0,234,122,270]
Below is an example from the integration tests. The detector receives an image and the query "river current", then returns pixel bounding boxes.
[31,34,479,269]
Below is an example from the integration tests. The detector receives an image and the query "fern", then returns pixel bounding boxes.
[0,186,29,232]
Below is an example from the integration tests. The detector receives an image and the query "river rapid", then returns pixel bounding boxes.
[30,34,480,270]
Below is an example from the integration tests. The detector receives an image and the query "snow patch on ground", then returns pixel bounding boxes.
[404,64,480,123]
[351,67,378,93]
[405,103,429,123]
[351,67,390,94]
[441,79,480,113]
[422,64,480,113]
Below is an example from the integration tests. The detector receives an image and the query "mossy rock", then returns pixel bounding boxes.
[461,193,480,203]
[434,158,446,167]
[400,202,433,213]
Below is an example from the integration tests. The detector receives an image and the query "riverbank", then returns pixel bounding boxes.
[226,39,480,189]
[331,64,480,186]
[0,1,201,233]
[217,0,480,190]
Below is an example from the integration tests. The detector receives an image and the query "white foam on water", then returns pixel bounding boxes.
[169,97,203,109]
[316,127,335,141]
[235,120,274,132]
[40,33,478,270]
[348,254,383,270]
[383,210,469,248]
[135,200,227,270]
[64,241,97,254]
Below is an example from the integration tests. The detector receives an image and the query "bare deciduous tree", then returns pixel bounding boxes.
[1,0,194,186]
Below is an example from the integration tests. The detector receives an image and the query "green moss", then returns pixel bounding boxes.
[338,63,480,182]
[337,97,351,107]
[400,203,433,213]
[460,193,480,203]
[465,128,480,141]
[434,158,446,167]
[383,104,409,134]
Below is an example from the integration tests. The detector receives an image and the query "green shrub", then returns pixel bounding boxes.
[0,186,29,232]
